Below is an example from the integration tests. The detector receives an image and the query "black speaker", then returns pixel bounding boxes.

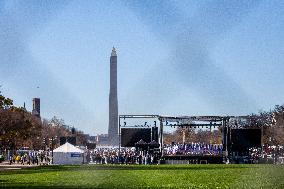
[151,127,159,142]
[231,129,261,152]
[60,137,66,145]
[60,136,76,146]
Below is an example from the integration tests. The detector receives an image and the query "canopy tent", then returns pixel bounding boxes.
[53,142,84,165]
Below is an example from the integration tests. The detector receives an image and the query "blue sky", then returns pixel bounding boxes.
[0,0,284,135]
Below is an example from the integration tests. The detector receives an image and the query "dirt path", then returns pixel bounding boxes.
[0,161,39,171]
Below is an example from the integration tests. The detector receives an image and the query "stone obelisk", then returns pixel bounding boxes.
[108,47,118,145]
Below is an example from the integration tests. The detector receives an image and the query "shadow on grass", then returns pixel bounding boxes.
[0,185,97,189]
[90,164,262,172]
[0,164,261,176]
[0,165,79,176]
[0,184,146,189]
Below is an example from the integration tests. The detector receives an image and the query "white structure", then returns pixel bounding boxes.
[53,142,84,165]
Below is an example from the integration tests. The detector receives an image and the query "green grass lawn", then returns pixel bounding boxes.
[1,164,284,188]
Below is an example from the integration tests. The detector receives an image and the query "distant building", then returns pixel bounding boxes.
[32,98,40,118]
[108,47,119,145]
[96,134,109,146]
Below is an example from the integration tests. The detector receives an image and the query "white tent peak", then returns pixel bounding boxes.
[53,142,84,153]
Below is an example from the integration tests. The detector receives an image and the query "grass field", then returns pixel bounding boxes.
[1,164,284,188]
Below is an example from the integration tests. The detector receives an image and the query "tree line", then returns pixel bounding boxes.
[0,94,88,151]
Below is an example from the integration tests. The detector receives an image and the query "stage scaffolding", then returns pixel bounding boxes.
[119,115,258,161]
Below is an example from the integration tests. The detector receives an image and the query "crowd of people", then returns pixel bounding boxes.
[8,150,52,165]
[163,142,223,156]
[2,143,284,165]
[249,145,284,164]
[88,142,224,165]
[90,148,159,165]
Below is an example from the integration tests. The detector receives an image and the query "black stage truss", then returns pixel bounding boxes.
[118,114,270,161]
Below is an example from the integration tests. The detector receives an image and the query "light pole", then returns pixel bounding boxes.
[49,136,57,164]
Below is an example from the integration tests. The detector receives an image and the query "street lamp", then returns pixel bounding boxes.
[49,136,57,164]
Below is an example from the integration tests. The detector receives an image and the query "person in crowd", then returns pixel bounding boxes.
[9,155,12,165]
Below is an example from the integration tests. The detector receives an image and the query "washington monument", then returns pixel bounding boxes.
[108,47,119,145]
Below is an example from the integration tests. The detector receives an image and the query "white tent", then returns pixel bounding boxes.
[53,142,84,165]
